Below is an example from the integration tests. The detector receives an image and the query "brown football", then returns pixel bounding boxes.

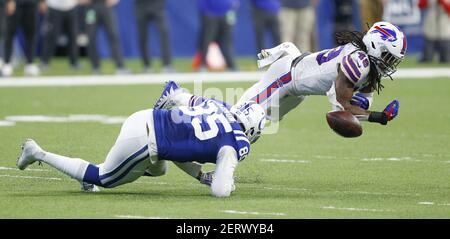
[326,111,363,138]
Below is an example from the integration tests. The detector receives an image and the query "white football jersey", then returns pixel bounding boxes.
[290,43,371,96]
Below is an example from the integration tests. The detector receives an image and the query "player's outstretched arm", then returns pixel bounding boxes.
[335,69,371,116]
[335,69,399,125]
[211,146,238,198]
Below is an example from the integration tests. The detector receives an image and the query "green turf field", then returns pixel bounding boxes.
[0,77,449,218]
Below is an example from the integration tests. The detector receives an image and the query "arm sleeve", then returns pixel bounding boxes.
[211,146,239,197]
[358,92,374,110]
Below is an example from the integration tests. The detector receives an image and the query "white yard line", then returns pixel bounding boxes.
[0,68,448,88]
[0,72,261,88]
[418,201,435,205]
[361,157,413,161]
[221,210,286,216]
[322,206,392,212]
[0,121,15,126]
[261,153,301,158]
[418,202,450,206]
[259,159,310,163]
[115,215,172,219]
[4,115,127,124]
[0,166,50,172]
[262,186,309,192]
[361,157,450,164]
[334,190,420,197]
[0,174,61,180]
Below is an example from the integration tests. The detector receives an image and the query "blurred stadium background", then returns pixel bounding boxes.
[0,0,448,75]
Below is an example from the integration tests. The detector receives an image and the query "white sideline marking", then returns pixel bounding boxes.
[0,166,50,172]
[0,121,15,126]
[115,215,171,219]
[0,72,262,88]
[0,68,448,88]
[259,159,310,163]
[0,174,61,180]
[221,210,286,216]
[322,206,392,212]
[4,115,127,124]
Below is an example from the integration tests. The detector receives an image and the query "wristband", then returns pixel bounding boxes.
[368,112,388,125]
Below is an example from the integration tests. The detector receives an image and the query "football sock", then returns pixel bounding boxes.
[39,152,90,182]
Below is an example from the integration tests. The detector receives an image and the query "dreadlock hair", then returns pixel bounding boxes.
[335,30,389,94]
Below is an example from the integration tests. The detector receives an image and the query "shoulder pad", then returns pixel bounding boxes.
[340,51,370,86]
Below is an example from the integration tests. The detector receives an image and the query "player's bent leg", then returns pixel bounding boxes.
[143,159,168,177]
[17,139,97,188]
[237,55,295,121]
[93,110,153,188]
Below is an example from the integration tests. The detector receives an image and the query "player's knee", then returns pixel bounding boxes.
[146,160,168,177]
[82,163,103,187]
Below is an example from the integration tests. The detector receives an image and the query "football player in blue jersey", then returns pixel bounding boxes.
[16,98,266,198]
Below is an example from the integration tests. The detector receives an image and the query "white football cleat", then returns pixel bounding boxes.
[24,64,40,76]
[2,64,13,77]
[80,182,100,192]
[16,139,44,170]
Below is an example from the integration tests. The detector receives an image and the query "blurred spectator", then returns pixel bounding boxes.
[40,0,80,70]
[0,0,6,71]
[333,0,355,45]
[2,0,41,76]
[134,0,174,73]
[360,0,385,27]
[198,0,239,71]
[251,0,281,55]
[418,0,450,63]
[82,0,129,74]
[279,0,316,52]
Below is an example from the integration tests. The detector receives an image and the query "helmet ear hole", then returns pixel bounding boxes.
[371,42,376,49]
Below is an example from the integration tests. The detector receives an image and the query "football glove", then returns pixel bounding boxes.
[350,93,370,110]
[383,99,399,121]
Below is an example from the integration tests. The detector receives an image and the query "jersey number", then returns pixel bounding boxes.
[180,103,232,140]
[238,146,249,161]
[316,46,344,65]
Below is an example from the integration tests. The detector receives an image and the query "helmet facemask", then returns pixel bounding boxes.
[373,51,402,77]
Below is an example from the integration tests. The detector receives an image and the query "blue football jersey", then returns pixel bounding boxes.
[152,100,250,164]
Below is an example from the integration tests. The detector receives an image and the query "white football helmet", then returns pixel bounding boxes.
[363,21,407,77]
[230,101,266,144]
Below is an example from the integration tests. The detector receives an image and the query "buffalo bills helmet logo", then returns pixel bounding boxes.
[371,26,397,42]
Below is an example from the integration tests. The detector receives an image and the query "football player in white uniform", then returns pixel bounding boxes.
[237,21,405,125]
[158,22,404,127]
